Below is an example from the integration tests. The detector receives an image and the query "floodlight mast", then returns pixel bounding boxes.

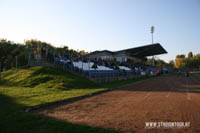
[151,26,154,44]
[151,26,155,66]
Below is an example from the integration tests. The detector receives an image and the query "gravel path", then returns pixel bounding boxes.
[38,74,200,133]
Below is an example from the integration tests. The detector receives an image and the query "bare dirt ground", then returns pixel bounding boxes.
[37,74,200,133]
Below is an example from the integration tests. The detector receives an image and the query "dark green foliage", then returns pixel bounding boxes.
[0,38,81,72]
[176,54,186,59]
[0,39,28,71]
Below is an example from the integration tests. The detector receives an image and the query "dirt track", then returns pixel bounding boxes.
[38,74,200,133]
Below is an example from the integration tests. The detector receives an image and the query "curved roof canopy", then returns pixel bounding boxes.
[86,43,167,58]
[116,43,167,58]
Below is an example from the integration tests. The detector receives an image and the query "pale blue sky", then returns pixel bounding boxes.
[0,0,200,62]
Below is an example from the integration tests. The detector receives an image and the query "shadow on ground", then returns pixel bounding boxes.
[0,93,120,133]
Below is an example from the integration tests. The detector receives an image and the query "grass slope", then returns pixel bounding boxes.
[0,67,104,106]
[0,66,152,133]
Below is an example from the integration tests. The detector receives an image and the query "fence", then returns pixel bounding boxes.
[54,61,149,84]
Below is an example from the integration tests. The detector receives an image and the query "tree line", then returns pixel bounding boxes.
[175,52,200,69]
[145,52,200,69]
[0,39,87,72]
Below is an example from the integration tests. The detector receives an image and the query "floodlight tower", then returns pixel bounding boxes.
[151,26,154,44]
[151,26,155,66]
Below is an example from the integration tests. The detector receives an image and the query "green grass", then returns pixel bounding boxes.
[0,67,105,107]
[0,66,153,133]
[191,71,200,74]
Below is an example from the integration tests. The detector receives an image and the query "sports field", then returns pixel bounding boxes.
[38,74,200,133]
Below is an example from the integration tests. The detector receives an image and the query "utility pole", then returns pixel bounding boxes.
[151,26,155,66]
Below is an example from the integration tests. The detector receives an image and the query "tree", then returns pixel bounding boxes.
[175,55,186,68]
[79,50,87,55]
[0,39,28,71]
[176,54,185,59]
[156,59,166,67]
[0,38,82,71]
[145,58,167,67]
[25,39,56,62]
[168,60,175,67]
[175,58,184,68]
[188,52,193,58]
[175,52,200,68]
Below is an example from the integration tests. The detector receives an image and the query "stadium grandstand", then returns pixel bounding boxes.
[54,43,167,82]
[85,43,167,63]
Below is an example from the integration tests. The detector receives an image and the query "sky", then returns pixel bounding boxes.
[0,0,200,62]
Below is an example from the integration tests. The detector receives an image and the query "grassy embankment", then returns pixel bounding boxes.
[0,66,152,133]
